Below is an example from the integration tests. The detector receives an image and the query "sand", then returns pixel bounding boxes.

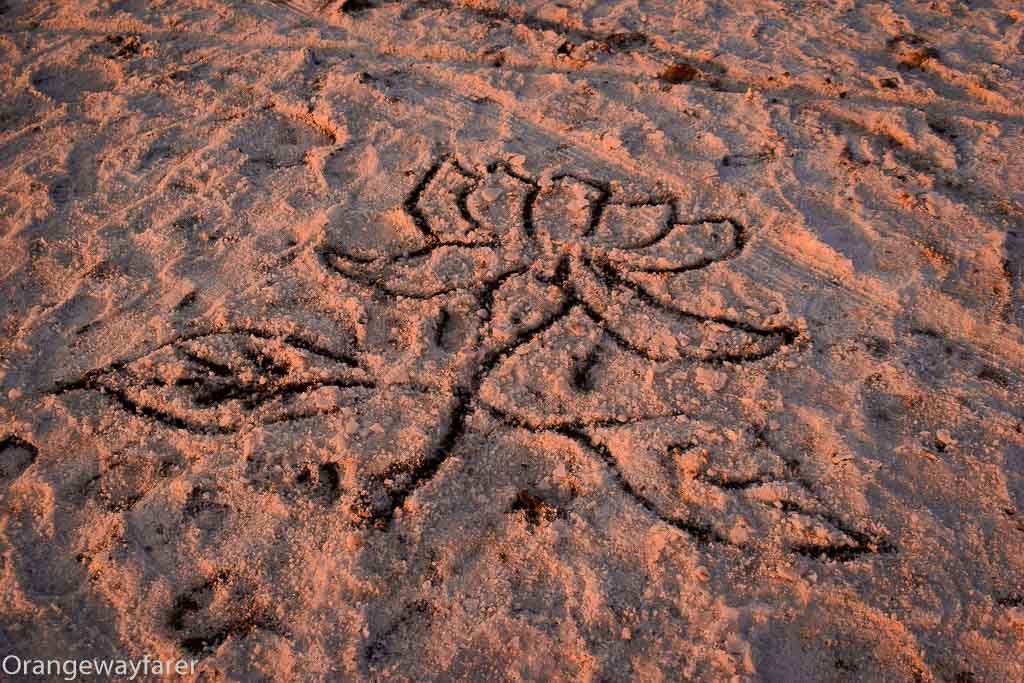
[1,0,1023,680]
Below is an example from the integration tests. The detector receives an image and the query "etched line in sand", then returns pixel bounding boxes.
[319,155,886,561]
[168,571,283,657]
[53,154,888,562]
[52,327,374,435]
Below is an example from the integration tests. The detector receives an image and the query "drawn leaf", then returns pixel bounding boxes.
[63,330,373,434]
[585,421,891,559]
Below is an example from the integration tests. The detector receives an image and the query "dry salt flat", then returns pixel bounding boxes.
[1,1,1023,680]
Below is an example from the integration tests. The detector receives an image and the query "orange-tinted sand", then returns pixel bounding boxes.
[1,1,1023,680]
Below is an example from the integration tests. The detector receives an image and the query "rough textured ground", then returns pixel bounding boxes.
[1,1,1023,680]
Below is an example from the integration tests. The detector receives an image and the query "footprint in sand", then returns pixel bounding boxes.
[30,62,118,103]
